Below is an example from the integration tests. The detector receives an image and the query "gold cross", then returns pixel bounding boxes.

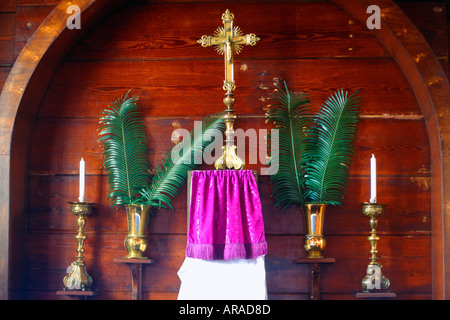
[197,10,259,170]
[198,9,259,92]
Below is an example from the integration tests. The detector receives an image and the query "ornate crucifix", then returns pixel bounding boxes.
[198,9,259,170]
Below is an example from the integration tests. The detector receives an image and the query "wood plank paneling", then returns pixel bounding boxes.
[27,174,431,235]
[14,5,55,59]
[38,59,421,118]
[25,233,431,298]
[28,117,430,176]
[0,0,16,12]
[0,13,15,64]
[265,234,431,293]
[0,66,11,91]
[397,1,448,58]
[67,1,389,61]
[26,233,185,293]
[23,0,433,300]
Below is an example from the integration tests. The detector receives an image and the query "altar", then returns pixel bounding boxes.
[178,170,268,300]
[0,1,444,300]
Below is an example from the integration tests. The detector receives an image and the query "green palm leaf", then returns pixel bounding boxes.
[98,92,151,207]
[140,113,225,209]
[304,89,360,206]
[265,82,312,209]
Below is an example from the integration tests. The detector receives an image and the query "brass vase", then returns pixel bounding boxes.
[303,203,327,258]
[123,204,150,259]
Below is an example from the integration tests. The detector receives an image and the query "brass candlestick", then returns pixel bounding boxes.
[198,9,259,170]
[360,202,391,292]
[63,201,94,291]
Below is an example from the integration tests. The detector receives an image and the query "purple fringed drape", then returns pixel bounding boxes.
[186,170,268,260]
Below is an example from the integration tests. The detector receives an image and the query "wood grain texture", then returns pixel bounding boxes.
[27,174,431,235]
[37,59,421,118]
[14,5,55,59]
[24,233,431,298]
[2,0,438,300]
[333,0,449,300]
[67,1,389,61]
[28,117,430,176]
[0,13,15,64]
[0,0,16,12]
[0,0,127,299]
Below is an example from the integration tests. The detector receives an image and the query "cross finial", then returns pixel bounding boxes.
[222,9,234,20]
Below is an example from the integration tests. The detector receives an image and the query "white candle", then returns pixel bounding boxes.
[78,158,85,202]
[370,154,376,203]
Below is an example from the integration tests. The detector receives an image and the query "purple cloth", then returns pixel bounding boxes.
[186,170,268,260]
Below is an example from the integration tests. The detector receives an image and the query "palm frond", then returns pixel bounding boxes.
[265,82,312,209]
[304,89,360,206]
[140,113,225,209]
[98,92,151,207]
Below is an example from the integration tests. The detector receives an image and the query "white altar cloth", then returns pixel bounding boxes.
[177,256,267,300]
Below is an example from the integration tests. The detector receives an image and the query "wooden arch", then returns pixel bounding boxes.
[333,0,450,300]
[0,0,125,299]
[0,0,448,299]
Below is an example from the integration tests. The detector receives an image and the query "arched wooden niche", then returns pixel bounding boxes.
[0,0,449,299]
[0,0,126,299]
[333,0,450,300]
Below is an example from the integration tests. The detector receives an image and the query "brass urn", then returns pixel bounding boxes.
[123,204,150,259]
[303,203,327,258]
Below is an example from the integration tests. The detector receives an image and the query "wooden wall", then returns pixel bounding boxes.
[1,0,446,299]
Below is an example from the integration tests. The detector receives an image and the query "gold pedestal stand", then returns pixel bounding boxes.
[356,202,396,299]
[214,88,245,170]
[59,201,95,295]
